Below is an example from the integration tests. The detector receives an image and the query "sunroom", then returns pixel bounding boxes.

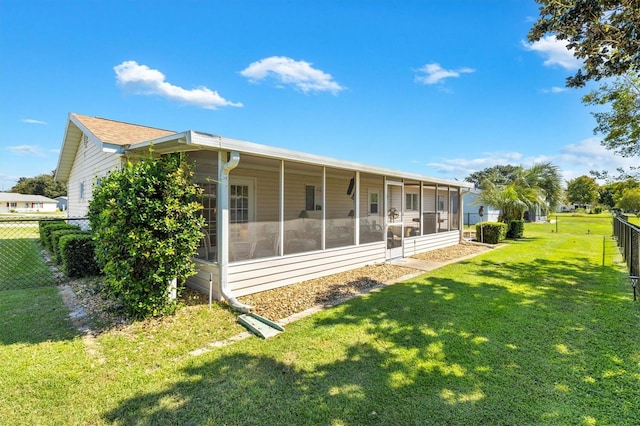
[126,131,472,306]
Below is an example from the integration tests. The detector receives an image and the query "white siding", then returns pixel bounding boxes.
[66,136,123,217]
[188,260,221,299]
[227,242,386,296]
[402,231,460,257]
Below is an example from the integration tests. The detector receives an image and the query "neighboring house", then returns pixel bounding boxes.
[55,196,68,211]
[55,113,473,306]
[462,190,500,225]
[0,192,58,213]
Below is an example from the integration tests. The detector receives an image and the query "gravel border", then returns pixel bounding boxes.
[58,243,492,334]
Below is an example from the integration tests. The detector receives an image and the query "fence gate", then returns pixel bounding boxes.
[0,218,88,291]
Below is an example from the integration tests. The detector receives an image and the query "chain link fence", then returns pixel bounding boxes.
[0,217,90,291]
[613,215,640,300]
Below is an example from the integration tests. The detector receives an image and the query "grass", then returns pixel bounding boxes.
[0,222,55,290]
[1,214,639,425]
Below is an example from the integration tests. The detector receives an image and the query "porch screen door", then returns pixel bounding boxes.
[386,181,403,259]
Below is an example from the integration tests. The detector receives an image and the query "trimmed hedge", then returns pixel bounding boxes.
[59,234,100,278]
[40,223,80,251]
[476,222,508,244]
[51,229,89,265]
[507,220,525,239]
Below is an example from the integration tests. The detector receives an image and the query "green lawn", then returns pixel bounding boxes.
[1,215,639,425]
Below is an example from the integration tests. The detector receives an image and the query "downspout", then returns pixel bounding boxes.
[217,150,253,313]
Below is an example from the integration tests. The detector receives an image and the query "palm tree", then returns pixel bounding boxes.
[476,162,563,223]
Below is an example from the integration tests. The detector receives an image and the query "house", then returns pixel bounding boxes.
[55,113,473,309]
[462,189,500,225]
[0,192,58,213]
[54,196,68,211]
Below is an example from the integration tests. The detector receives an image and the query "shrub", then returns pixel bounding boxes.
[88,153,204,318]
[592,206,603,214]
[39,222,80,252]
[59,234,100,278]
[476,222,508,244]
[507,220,525,239]
[51,229,87,264]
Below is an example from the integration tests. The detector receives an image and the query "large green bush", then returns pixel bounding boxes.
[88,153,204,318]
[476,222,508,244]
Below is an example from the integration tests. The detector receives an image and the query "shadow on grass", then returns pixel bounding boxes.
[103,254,640,425]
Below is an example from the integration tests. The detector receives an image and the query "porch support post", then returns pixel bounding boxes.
[217,151,231,289]
[420,181,424,235]
[321,167,326,250]
[435,184,439,233]
[279,160,284,256]
[354,171,360,245]
[458,187,464,242]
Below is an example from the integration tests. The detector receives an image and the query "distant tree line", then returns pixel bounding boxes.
[9,170,66,199]
[467,165,640,215]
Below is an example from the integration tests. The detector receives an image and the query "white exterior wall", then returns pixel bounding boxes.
[0,201,57,213]
[66,136,123,218]
[402,230,460,257]
[228,241,387,296]
[199,230,459,298]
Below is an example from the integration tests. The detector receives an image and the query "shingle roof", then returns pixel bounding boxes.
[71,113,176,146]
[0,192,57,203]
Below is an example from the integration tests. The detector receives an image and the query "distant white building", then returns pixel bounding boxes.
[462,190,500,225]
[0,192,58,213]
[55,196,68,211]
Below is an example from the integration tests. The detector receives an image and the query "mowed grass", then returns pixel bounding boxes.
[1,215,639,425]
[0,223,55,289]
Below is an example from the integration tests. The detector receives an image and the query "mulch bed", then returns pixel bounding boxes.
[60,243,491,332]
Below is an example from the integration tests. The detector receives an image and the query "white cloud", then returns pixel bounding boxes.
[114,61,242,109]
[240,56,345,94]
[22,118,47,125]
[523,35,582,70]
[542,86,568,94]
[414,63,475,85]
[426,138,636,184]
[6,145,45,156]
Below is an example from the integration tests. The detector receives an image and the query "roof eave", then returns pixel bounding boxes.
[127,131,472,189]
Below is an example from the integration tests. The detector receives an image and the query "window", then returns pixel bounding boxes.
[230,184,249,224]
[305,185,315,211]
[369,190,379,214]
[304,184,322,211]
[79,182,85,200]
[406,193,419,211]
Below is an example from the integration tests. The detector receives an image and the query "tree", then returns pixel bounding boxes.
[617,188,640,213]
[528,1,640,87]
[465,165,521,188]
[475,163,563,223]
[582,74,640,158]
[566,175,600,206]
[88,153,204,318]
[10,171,66,198]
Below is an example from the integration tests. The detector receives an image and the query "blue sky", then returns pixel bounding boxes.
[0,0,634,191]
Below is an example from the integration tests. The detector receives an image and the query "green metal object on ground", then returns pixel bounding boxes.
[238,312,284,338]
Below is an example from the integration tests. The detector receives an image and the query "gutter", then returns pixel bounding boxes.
[217,150,253,313]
